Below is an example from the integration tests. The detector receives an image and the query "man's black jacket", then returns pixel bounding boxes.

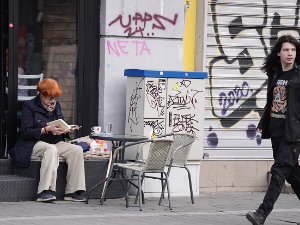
[258,63,300,142]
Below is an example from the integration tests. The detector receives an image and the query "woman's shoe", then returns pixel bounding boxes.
[36,190,56,202]
[64,192,86,202]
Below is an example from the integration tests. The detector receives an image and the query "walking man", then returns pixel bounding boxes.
[246,35,300,225]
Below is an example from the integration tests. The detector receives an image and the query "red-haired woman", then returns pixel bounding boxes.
[10,78,86,202]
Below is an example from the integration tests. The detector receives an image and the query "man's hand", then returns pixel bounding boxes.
[257,128,262,133]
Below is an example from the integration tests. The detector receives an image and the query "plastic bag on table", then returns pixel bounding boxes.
[90,139,109,155]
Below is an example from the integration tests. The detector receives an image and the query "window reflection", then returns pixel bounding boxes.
[18,0,78,125]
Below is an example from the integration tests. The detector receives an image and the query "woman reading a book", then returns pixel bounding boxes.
[9,78,86,202]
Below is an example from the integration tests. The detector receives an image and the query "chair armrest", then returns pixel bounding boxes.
[170,134,197,159]
[182,134,197,148]
[112,139,153,159]
[134,142,150,162]
[129,134,173,162]
[155,133,174,138]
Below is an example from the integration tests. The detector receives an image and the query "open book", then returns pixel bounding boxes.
[47,119,80,132]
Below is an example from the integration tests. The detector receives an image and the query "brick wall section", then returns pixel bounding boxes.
[42,5,77,124]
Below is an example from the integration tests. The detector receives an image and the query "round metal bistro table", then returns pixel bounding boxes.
[89,133,148,161]
[86,133,148,203]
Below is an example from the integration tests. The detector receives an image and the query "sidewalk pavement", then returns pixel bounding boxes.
[0,192,299,225]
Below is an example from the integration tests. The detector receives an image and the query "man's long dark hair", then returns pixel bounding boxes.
[261,35,300,80]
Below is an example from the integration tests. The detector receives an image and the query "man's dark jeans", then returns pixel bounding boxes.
[258,137,300,217]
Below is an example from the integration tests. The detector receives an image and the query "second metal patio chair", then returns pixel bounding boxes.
[158,133,196,205]
[133,133,196,205]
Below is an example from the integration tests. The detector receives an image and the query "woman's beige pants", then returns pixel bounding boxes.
[32,141,86,194]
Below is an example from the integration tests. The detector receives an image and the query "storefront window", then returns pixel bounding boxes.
[18,0,78,125]
[4,0,98,153]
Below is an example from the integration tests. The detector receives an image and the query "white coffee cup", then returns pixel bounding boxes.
[91,126,101,134]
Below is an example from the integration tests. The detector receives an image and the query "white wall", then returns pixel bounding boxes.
[99,0,185,134]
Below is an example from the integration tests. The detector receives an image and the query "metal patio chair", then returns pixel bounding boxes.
[101,138,174,211]
[135,133,196,204]
[158,133,196,205]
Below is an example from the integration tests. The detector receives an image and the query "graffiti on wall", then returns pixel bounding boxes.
[218,81,253,116]
[206,0,300,148]
[167,80,203,134]
[109,12,178,37]
[127,78,144,132]
[167,80,202,111]
[127,77,202,135]
[107,40,151,57]
[144,120,165,136]
[145,80,165,117]
[173,114,199,134]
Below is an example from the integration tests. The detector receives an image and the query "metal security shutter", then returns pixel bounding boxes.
[204,0,300,158]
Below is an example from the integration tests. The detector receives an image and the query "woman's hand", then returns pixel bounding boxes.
[257,128,262,133]
[46,125,65,135]
[66,126,80,134]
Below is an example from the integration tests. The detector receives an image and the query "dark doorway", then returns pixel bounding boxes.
[0,0,8,158]
[2,0,99,158]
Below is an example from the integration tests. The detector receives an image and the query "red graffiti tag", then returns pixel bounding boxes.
[108,12,178,37]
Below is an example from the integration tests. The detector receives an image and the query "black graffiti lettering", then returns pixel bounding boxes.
[145,81,165,117]
[127,78,144,132]
[172,114,199,134]
[237,49,254,74]
[144,120,164,136]
[167,89,202,110]
[180,79,191,88]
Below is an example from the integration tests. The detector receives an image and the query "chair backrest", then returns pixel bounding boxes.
[168,133,196,167]
[18,73,44,101]
[143,139,174,171]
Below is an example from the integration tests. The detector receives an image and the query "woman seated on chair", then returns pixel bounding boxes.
[9,78,86,202]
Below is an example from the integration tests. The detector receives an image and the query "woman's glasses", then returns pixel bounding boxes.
[48,97,59,102]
